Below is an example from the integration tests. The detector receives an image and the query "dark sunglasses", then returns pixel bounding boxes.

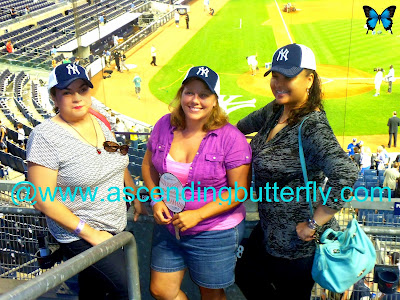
[103,141,129,155]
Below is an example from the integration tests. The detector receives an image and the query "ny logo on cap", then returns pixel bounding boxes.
[196,67,209,77]
[276,48,289,61]
[66,64,80,75]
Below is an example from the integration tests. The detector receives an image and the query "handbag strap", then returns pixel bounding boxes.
[298,116,313,218]
[89,107,112,131]
[298,117,356,220]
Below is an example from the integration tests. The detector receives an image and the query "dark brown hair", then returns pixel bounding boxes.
[169,78,228,131]
[49,87,59,113]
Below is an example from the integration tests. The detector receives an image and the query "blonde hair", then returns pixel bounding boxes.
[169,78,228,131]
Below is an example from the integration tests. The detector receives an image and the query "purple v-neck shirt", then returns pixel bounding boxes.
[147,114,252,235]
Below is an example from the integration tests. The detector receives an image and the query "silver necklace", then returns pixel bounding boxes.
[60,115,102,154]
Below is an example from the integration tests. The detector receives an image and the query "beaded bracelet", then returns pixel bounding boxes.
[73,220,85,235]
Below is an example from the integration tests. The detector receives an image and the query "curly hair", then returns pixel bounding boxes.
[169,78,228,131]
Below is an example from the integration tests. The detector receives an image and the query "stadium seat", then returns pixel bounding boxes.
[364,169,377,176]
[365,175,378,183]
[366,182,379,190]
[365,213,384,226]
[0,151,8,165]
[353,180,365,189]
[134,156,143,165]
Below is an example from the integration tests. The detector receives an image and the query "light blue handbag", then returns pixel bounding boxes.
[298,117,376,293]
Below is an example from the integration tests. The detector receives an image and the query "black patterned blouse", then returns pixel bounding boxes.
[237,100,358,259]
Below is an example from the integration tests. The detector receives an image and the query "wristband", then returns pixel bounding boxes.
[73,220,85,235]
[150,196,161,207]
[307,219,319,231]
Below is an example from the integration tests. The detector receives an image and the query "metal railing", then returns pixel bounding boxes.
[0,231,141,300]
[0,182,142,299]
[114,8,175,53]
[3,179,400,299]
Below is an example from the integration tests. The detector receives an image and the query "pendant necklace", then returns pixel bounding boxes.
[60,115,102,154]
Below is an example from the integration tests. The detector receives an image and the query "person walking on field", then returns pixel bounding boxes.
[133,74,142,100]
[150,45,157,66]
[114,51,121,72]
[185,13,189,29]
[120,51,129,72]
[374,68,384,96]
[174,10,180,27]
[386,65,395,93]
[388,111,400,148]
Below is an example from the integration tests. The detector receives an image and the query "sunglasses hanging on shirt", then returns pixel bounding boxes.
[103,141,129,155]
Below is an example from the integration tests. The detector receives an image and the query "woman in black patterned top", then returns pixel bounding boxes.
[235,44,358,299]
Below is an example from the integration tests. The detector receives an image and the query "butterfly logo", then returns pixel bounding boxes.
[363,6,396,34]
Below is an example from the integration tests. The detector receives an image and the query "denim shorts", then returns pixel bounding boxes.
[151,220,245,289]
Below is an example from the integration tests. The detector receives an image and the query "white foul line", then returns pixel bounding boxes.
[274,0,293,44]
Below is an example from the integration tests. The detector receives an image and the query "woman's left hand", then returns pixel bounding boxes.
[296,222,316,241]
[172,210,203,232]
[133,199,148,222]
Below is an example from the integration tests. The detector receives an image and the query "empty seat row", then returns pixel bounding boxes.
[0,150,27,176]
[6,141,26,160]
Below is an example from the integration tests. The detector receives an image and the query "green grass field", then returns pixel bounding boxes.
[149,0,400,135]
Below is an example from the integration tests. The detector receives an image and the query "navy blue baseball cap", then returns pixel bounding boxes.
[264,44,316,78]
[48,63,93,93]
[182,66,220,98]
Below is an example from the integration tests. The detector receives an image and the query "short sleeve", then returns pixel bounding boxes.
[224,126,252,170]
[147,114,170,153]
[146,131,155,153]
[26,130,59,170]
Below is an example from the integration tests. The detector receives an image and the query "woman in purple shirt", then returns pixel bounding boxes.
[142,66,251,300]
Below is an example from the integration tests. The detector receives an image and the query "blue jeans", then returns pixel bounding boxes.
[151,220,245,289]
[60,238,129,299]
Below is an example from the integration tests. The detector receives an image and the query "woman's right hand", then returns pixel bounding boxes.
[152,202,172,225]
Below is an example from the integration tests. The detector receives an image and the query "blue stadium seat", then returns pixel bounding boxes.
[354,180,365,189]
[137,149,145,158]
[377,169,385,176]
[373,188,388,198]
[385,214,394,225]
[364,169,377,176]
[366,182,379,190]
[0,151,7,166]
[365,213,384,226]
[134,156,143,165]
[6,153,18,170]
[365,175,379,183]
